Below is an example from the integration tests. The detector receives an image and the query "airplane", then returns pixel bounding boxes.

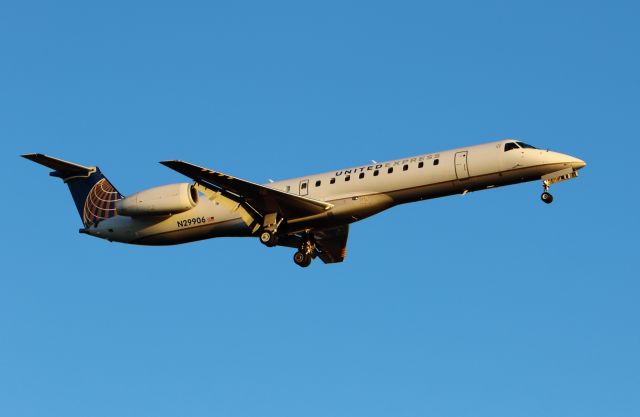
[22,139,586,267]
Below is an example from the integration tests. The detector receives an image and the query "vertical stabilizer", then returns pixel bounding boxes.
[22,153,124,227]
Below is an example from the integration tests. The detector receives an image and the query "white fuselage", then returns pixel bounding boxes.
[86,140,585,245]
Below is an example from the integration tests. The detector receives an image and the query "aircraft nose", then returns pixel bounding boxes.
[571,157,587,170]
[548,151,587,170]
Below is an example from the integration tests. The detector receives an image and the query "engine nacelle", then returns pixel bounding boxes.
[116,183,198,217]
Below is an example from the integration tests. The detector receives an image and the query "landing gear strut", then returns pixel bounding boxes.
[293,233,316,268]
[541,181,554,204]
[259,212,283,247]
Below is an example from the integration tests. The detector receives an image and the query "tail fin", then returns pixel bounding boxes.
[22,153,124,227]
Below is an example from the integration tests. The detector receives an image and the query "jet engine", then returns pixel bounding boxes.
[116,183,198,216]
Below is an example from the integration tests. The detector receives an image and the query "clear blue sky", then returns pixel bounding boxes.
[1,1,638,416]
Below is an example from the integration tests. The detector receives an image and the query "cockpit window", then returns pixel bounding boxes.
[516,142,537,149]
[504,142,520,152]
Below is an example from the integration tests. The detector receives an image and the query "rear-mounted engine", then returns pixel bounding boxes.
[116,183,198,216]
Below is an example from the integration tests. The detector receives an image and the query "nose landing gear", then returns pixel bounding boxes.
[539,167,582,204]
[541,181,553,204]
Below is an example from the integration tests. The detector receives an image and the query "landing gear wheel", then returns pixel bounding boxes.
[541,192,553,204]
[293,251,312,268]
[259,231,278,247]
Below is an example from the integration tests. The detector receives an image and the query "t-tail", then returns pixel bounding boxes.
[22,153,123,227]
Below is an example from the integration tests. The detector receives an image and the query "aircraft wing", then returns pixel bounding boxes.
[160,160,333,219]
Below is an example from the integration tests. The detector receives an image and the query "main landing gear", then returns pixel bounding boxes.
[259,230,278,247]
[257,213,317,268]
[293,233,316,268]
[541,181,554,204]
[259,212,282,247]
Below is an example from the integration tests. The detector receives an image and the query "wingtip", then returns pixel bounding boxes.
[159,160,180,167]
[160,160,204,170]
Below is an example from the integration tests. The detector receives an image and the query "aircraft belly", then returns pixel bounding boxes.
[130,218,251,246]
[284,193,395,233]
[388,181,456,203]
[330,194,395,220]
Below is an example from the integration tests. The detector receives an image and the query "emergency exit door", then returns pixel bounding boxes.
[455,151,469,179]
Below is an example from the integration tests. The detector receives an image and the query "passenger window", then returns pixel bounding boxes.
[373,170,379,176]
[359,172,365,179]
[403,164,408,171]
[418,161,424,168]
[433,159,439,166]
[388,167,394,174]
[330,178,335,184]
[315,180,321,187]
[504,142,520,152]
[301,183,307,189]
[345,175,351,181]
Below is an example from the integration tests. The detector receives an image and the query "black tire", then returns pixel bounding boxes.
[293,251,312,267]
[541,192,553,204]
[259,231,278,247]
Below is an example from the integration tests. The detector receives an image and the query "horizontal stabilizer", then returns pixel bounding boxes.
[21,153,94,180]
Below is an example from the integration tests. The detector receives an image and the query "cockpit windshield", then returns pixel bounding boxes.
[516,142,537,149]
[504,142,520,152]
[504,141,537,152]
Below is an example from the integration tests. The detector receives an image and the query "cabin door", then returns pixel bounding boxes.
[455,151,470,179]
[299,179,309,196]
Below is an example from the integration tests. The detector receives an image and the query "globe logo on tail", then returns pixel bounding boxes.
[83,178,121,227]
